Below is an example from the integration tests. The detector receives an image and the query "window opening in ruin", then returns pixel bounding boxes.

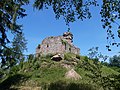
[69,47,71,52]
[47,44,49,48]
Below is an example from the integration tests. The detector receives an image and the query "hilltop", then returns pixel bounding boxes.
[0,53,120,90]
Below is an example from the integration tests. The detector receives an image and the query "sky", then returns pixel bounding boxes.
[16,1,120,58]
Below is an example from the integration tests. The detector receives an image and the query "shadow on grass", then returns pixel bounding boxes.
[47,80,96,90]
[0,74,29,90]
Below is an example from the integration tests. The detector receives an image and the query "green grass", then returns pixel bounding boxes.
[101,66,120,76]
[31,66,67,83]
[0,54,120,90]
[64,53,76,60]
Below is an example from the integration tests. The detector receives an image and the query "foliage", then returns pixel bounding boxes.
[44,54,54,59]
[33,0,98,26]
[110,66,120,73]
[0,0,29,47]
[11,32,27,64]
[76,54,81,60]
[36,66,66,83]
[75,56,120,90]
[1,47,16,69]
[101,61,109,66]
[0,74,29,90]
[64,53,80,66]
[114,74,120,90]
[12,33,27,55]
[33,0,120,49]
[1,0,120,89]
[0,33,27,69]
[9,65,20,75]
[27,54,35,62]
[101,66,119,76]
[0,0,29,68]
[88,47,108,61]
[61,39,68,45]
[109,55,120,68]
[47,80,96,90]
[1,0,120,69]
[64,53,74,60]
[0,68,5,81]
[100,0,120,49]
[0,54,120,90]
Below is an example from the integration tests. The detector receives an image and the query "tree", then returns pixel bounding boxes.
[0,0,29,47]
[12,33,27,54]
[109,55,120,68]
[12,32,27,63]
[0,0,29,68]
[88,47,108,61]
[33,0,120,50]
[33,0,98,25]
[1,33,27,69]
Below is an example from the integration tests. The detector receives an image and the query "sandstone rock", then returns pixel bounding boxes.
[65,69,82,80]
[61,63,71,69]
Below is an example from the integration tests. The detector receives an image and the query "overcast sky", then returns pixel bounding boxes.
[16,1,120,58]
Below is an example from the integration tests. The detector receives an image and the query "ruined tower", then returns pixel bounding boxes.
[63,32,73,44]
[36,32,80,56]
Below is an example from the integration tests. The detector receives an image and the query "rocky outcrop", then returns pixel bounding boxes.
[65,69,82,80]
[36,32,80,56]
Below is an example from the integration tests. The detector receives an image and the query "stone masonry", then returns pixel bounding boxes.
[36,32,80,56]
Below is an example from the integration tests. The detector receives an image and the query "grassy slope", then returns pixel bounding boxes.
[0,54,120,90]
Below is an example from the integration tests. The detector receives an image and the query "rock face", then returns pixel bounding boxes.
[65,69,82,80]
[36,32,80,56]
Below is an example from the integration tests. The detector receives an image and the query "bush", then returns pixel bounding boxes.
[0,74,29,90]
[64,53,75,61]
[9,65,20,75]
[109,55,120,68]
[0,69,5,80]
[33,61,40,70]
[48,80,96,90]
[110,66,120,72]
[45,54,54,59]
[76,54,80,59]
[40,54,54,62]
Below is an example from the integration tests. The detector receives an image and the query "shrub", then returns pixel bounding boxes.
[76,54,80,59]
[0,74,29,90]
[45,54,54,58]
[33,61,40,70]
[64,53,75,61]
[27,54,35,63]
[61,39,68,45]
[48,80,96,90]
[9,65,20,75]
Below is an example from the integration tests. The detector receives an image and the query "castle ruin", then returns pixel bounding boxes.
[36,32,80,56]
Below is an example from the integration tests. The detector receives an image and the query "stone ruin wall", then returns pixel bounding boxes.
[36,36,65,55]
[36,32,80,56]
